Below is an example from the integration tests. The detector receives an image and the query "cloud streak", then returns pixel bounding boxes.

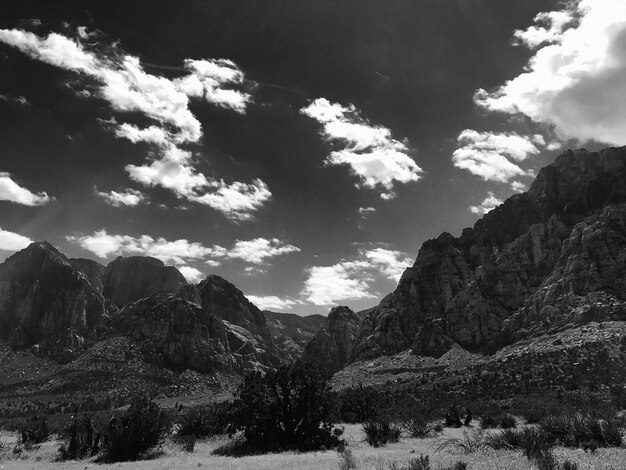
[0,172,51,206]
[0,227,32,251]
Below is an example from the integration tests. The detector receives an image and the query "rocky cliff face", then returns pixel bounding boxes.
[264,311,325,363]
[179,275,275,350]
[301,306,362,372]
[103,256,187,308]
[0,242,111,360]
[70,258,105,294]
[352,147,626,361]
[114,293,279,373]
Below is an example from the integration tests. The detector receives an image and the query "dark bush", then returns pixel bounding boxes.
[18,416,50,444]
[174,435,196,452]
[487,426,553,459]
[533,449,558,470]
[362,419,402,447]
[177,402,232,439]
[444,405,462,428]
[58,416,102,460]
[540,412,623,448]
[336,384,384,423]
[226,362,343,454]
[562,460,579,470]
[480,412,516,429]
[101,396,170,462]
[443,462,467,470]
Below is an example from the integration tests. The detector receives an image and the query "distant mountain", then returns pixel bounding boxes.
[301,306,361,372]
[352,147,626,361]
[103,256,187,308]
[264,311,325,363]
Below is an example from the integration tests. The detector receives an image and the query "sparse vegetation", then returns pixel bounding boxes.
[176,402,232,439]
[362,418,402,447]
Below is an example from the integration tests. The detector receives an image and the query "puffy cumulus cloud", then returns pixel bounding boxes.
[67,230,300,268]
[363,248,413,281]
[452,130,544,183]
[301,98,422,198]
[470,192,503,215]
[510,180,528,193]
[0,28,270,220]
[301,247,411,305]
[178,266,205,283]
[226,237,300,264]
[189,179,272,221]
[475,0,626,146]
[0,227,32,251]
[96,187,146,207]
[0,172,51,206]
[246,295,299,311]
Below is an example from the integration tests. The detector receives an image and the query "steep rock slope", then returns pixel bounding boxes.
[0,242,111,359]
[301,306,361,372]
[70,258,105,294]
[264,311,325,362]
[353,147,626,360]
[114,293,279,373]
[103,256,187,308]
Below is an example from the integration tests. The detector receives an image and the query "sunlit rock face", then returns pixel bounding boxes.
[352,147,626,360]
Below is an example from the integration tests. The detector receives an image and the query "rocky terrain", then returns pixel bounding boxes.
[301,306,362,372]
[352,147,626,363]
[264,310,325,363]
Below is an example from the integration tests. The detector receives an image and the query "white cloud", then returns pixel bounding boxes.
[0,28,271,220]
[470,192,503,215]
[68,230,300,268]
[302,247,411,305]
[226,238,300,264]
[301,98,422,198]
[178,266,205,283]
[0,94,30,106]
[247,295,298,311]
[452,130,542,183]
[0,227,32,251]
[97,188,146,207]
[0,172,51,206]
[475,0,626,146]
[510,180,527,192]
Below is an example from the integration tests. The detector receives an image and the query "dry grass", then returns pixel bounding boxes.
[1,424,625,470]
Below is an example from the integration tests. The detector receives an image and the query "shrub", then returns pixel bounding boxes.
[562,460,579,470]
[499,413,517,429]
[336,384,384,423]
[101,396,170,462]
[396,399,442,438]
[362,419,402,447]
[227,362,343,454]
[533,449,558,470]
[18,416,50,444]
[58,416,102,460]
[539,411,623,448]
[177,402,232,439]
[443,462,467,470]
[337,447,357,470]
[432,429,489,453]
[479,412,516,429]
[487,426,552,459]
[388,455,430,470]
[444,405,463,428]
[174,435,196,453]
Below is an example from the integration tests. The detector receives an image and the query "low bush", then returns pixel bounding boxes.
[17,416,50,444]
[479,412,516,429]
[362,419,402,447]
[388,455,430,470]
[101,396,170,462]
[174,435,196,453]
[540,411,623,448]
[487,426,552,459]
[177,402,232,439]
[336,384,384,423]
[337,447,357,470]
[443,462,467,470]
[432,429,489,453]
[226,362,343,454]
[58,416,102,460]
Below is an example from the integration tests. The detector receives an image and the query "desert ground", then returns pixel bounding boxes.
[1,423,625,470]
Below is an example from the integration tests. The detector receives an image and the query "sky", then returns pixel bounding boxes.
[0,0,625,315]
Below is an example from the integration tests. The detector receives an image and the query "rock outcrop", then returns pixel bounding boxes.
[103,256,187,308]
[264,311,325,363]
[352,147,626,360]
[301,306,361,372]
[114,294,279,373]
[70,258,105,294]
[0,242,111,360]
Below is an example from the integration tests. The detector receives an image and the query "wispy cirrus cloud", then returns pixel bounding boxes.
[0,172,51,206]
[301,98,422,199]
[0,27,269,220]
[475,0,626,146]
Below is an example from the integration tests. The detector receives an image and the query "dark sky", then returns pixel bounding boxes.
[0,0,620,314]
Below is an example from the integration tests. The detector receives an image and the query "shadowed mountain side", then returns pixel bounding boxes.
[264,311,325,363]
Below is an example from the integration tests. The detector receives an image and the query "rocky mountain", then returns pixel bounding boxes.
[69,258,105,294]
[264,311,325,363]
[0,242,112,361]
[301,306,362,372]
[352,147,626,361]
[103,256,187,308]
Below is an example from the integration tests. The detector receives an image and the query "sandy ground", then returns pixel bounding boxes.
[1,423,625,470]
